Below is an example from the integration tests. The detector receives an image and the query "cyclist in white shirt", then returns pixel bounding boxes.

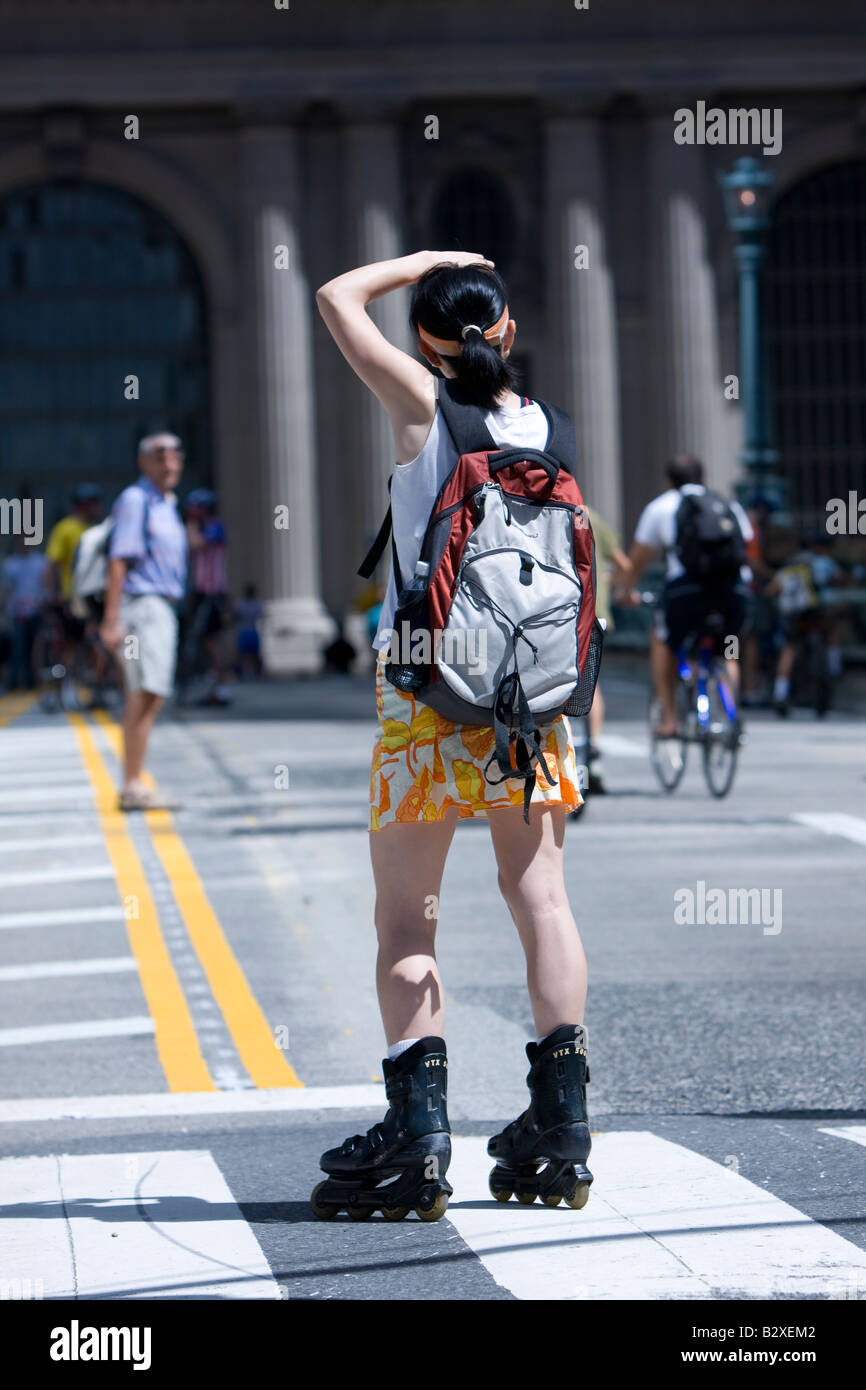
[619,456,753,737]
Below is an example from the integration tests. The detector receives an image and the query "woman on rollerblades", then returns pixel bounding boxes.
[312,250,593,1222]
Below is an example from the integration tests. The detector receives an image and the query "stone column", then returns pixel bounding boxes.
[241,120,335,674]
[544,114,624,533]
[648,117,728,488]
[344,117,413,544]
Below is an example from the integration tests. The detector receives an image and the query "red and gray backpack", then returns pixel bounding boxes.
[359,380,604,822]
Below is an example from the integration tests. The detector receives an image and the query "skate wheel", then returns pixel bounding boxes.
[542,1194,562,1208]
[348,1204,373,1221]
[382,1206,409,1222]
[488,1173,512,1202]
[415,1192,449,1222]
[565,1183,591,1210]
[310,1181,337,1221]
[517,1192,537,1205]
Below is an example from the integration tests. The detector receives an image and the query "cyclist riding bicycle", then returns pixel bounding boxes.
[618,456,753,737]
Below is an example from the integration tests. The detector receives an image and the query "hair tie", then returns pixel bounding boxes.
[418,307,509,357]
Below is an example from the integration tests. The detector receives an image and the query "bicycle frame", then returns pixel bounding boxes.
[678,639,737,737]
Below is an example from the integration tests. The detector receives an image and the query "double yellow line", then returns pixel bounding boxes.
[71,711,302,1092]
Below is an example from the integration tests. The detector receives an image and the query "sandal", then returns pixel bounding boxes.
[117,787,183,812]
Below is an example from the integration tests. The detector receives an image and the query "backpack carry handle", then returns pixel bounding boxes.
[488,447,560,485]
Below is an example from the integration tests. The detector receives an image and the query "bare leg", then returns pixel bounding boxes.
[122,690,165,791]
[588,683,604,742]
[487,803,587,1036]
[776,643,795,681]
[651,629,678,736]
[369,810,458,1045]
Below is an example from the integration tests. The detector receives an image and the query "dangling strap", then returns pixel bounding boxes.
[357,475,402,593]
[484,670,557,825]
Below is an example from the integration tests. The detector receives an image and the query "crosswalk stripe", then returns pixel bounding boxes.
[0,769,90,785]
[0,1151,280,1299]
[0,784,96,805]
[595,732,647,758]
[820,1125,866,1148]
[0,1083,386,1123]
[0,813,103,828]
[0,833,104,855]
[0,864,114,887]
[791,812,866,847]
[0,957,138,982]
[0,905,126,930]
[0,1017,155,1047]
[444,1133,866,1300]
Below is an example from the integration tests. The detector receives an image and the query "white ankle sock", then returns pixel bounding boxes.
[538,1024,588,1047]
[387,1037,421,1060]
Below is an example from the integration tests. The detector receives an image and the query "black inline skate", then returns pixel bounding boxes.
[310,1036,453,1222]
[487,1023,593,1209]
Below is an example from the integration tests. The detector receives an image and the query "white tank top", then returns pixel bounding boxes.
[372,381,551,653]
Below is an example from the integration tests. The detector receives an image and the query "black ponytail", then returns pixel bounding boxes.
[410,263,517,410]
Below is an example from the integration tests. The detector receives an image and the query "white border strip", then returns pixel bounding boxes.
[0,1083,387,1123]
[0,956,137,982]
[791,812,866,847]
[0,1017,155,1047]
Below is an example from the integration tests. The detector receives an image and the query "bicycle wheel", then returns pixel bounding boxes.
[702,670,740,798]
[649,686,689,792]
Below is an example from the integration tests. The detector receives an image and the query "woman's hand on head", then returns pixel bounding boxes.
[423,251,495,273]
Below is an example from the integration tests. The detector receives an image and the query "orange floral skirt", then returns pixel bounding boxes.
[369,652,583,830]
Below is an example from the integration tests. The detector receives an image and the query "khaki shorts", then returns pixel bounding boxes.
[118,593,179,699]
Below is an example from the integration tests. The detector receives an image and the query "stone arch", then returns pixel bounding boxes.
[768,119,864,203]
[765,152,866,514]
[0,137,236,315]
[0,137,242,536]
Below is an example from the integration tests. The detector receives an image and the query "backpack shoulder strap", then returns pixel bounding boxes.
[141,485,155,559]
[533,398,577,476]
[357,475,402,591]
[436,379,499,456]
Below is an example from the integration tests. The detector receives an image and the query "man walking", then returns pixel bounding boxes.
[99,433,187,811]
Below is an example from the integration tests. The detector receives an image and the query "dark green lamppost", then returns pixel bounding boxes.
[719,156,787,512]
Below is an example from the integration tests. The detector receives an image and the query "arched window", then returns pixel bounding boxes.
[430,167,517,275]
[765,160,866,515]
[0,179,211,527]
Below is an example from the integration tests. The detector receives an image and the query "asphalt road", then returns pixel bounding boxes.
[0,670,864,1301]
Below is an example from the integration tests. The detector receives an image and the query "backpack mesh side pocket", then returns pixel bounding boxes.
[563,617,605,718]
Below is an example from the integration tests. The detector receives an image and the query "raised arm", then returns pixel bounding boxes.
[316,249,492,464]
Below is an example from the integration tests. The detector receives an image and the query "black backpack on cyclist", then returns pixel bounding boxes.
[674,489,745,585]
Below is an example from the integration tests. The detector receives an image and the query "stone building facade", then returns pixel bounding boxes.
[1,0,864,670]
